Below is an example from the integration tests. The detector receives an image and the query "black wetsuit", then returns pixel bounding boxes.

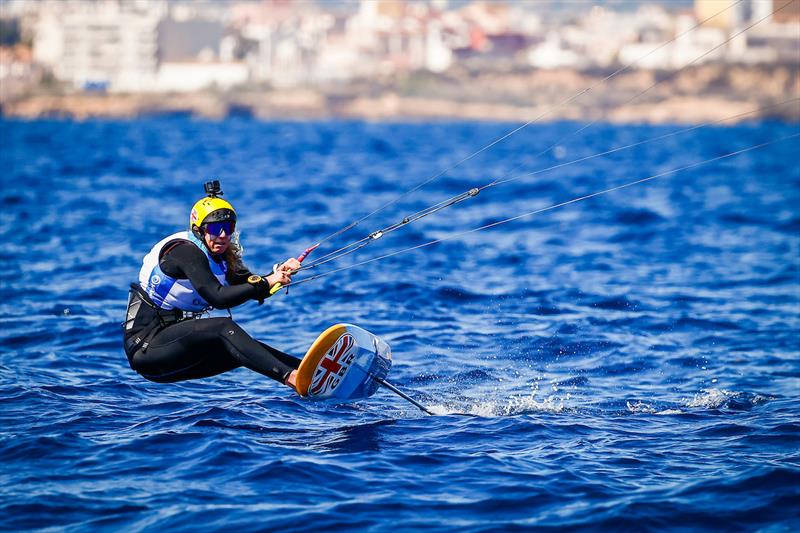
[123,240,300,383]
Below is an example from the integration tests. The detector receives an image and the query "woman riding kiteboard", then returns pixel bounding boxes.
[123,181,302,390]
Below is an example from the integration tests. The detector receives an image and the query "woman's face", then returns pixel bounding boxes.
[204,231,230,255]
[202,223,232,255]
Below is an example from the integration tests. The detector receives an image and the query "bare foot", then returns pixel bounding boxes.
[285,370,298,391]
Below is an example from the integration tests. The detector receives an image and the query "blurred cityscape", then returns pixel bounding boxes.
[1,0,798,122]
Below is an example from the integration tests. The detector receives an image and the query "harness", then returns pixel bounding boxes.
[123,283,193,354]
[125,232,234,356]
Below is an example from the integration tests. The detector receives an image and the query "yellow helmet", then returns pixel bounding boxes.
[190,196,236,234]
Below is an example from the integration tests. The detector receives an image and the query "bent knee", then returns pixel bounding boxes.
[214,317,241,336]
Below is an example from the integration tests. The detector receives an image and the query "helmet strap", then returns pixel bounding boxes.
[191,225,211,252]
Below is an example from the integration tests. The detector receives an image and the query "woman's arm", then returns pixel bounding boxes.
[161,242,263,308]
[226,265,253,285]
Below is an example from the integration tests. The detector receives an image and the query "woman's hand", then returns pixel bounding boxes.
[278,257,302,272]
[266,269,291,288]
[264,258,301,290]
[267,257,300,288]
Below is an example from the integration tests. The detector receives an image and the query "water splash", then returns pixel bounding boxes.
[683,388,772,410]
[626,400,658,414]
[428,391,569,417]
[685,388,737,409]
[626,400,683,416]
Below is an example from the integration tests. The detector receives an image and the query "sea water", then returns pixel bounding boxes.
[1,118,798,530]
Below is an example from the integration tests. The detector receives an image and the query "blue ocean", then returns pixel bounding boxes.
[1,117,798,531]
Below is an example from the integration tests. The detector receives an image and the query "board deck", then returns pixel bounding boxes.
[295,324,392,402]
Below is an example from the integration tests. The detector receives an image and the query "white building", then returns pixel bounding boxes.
[232,2,340,88]
[527,33,585,69]
[345,0,454,77]
[33,0,165,92]
[156,61,248,92]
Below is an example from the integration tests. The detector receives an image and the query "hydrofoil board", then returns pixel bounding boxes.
[295,324,392,402]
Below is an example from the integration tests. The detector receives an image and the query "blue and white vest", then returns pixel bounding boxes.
[138,231,228,312]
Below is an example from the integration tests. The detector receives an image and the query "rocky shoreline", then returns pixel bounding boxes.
[2,65,798,123]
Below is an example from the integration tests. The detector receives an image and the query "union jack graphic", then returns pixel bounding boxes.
[310,333,356,396]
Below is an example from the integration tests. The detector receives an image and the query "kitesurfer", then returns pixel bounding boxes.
[123,181,301,389]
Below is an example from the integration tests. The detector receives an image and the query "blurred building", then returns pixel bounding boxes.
[348,0,454,76]
[750,0,800,63]
[695,0,744,29]
[230,0,455,87]
[772,0,800,23]
[691,0,800,63]
[231,0,338,87]
[33,0,164,91]
[0,44,41,102]
[559,0,800,69]
[156,16,247,91]
[1,0,795,97]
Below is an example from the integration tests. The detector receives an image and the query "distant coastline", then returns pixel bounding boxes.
[2,64,798,123]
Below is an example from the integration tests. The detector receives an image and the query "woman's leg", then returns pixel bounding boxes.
[257,340,302,368]
[131,317,298,384]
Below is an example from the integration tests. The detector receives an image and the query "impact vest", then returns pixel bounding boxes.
[138,231,228,312]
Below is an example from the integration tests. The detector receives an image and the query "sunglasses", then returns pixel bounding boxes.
[203,221,235,237]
